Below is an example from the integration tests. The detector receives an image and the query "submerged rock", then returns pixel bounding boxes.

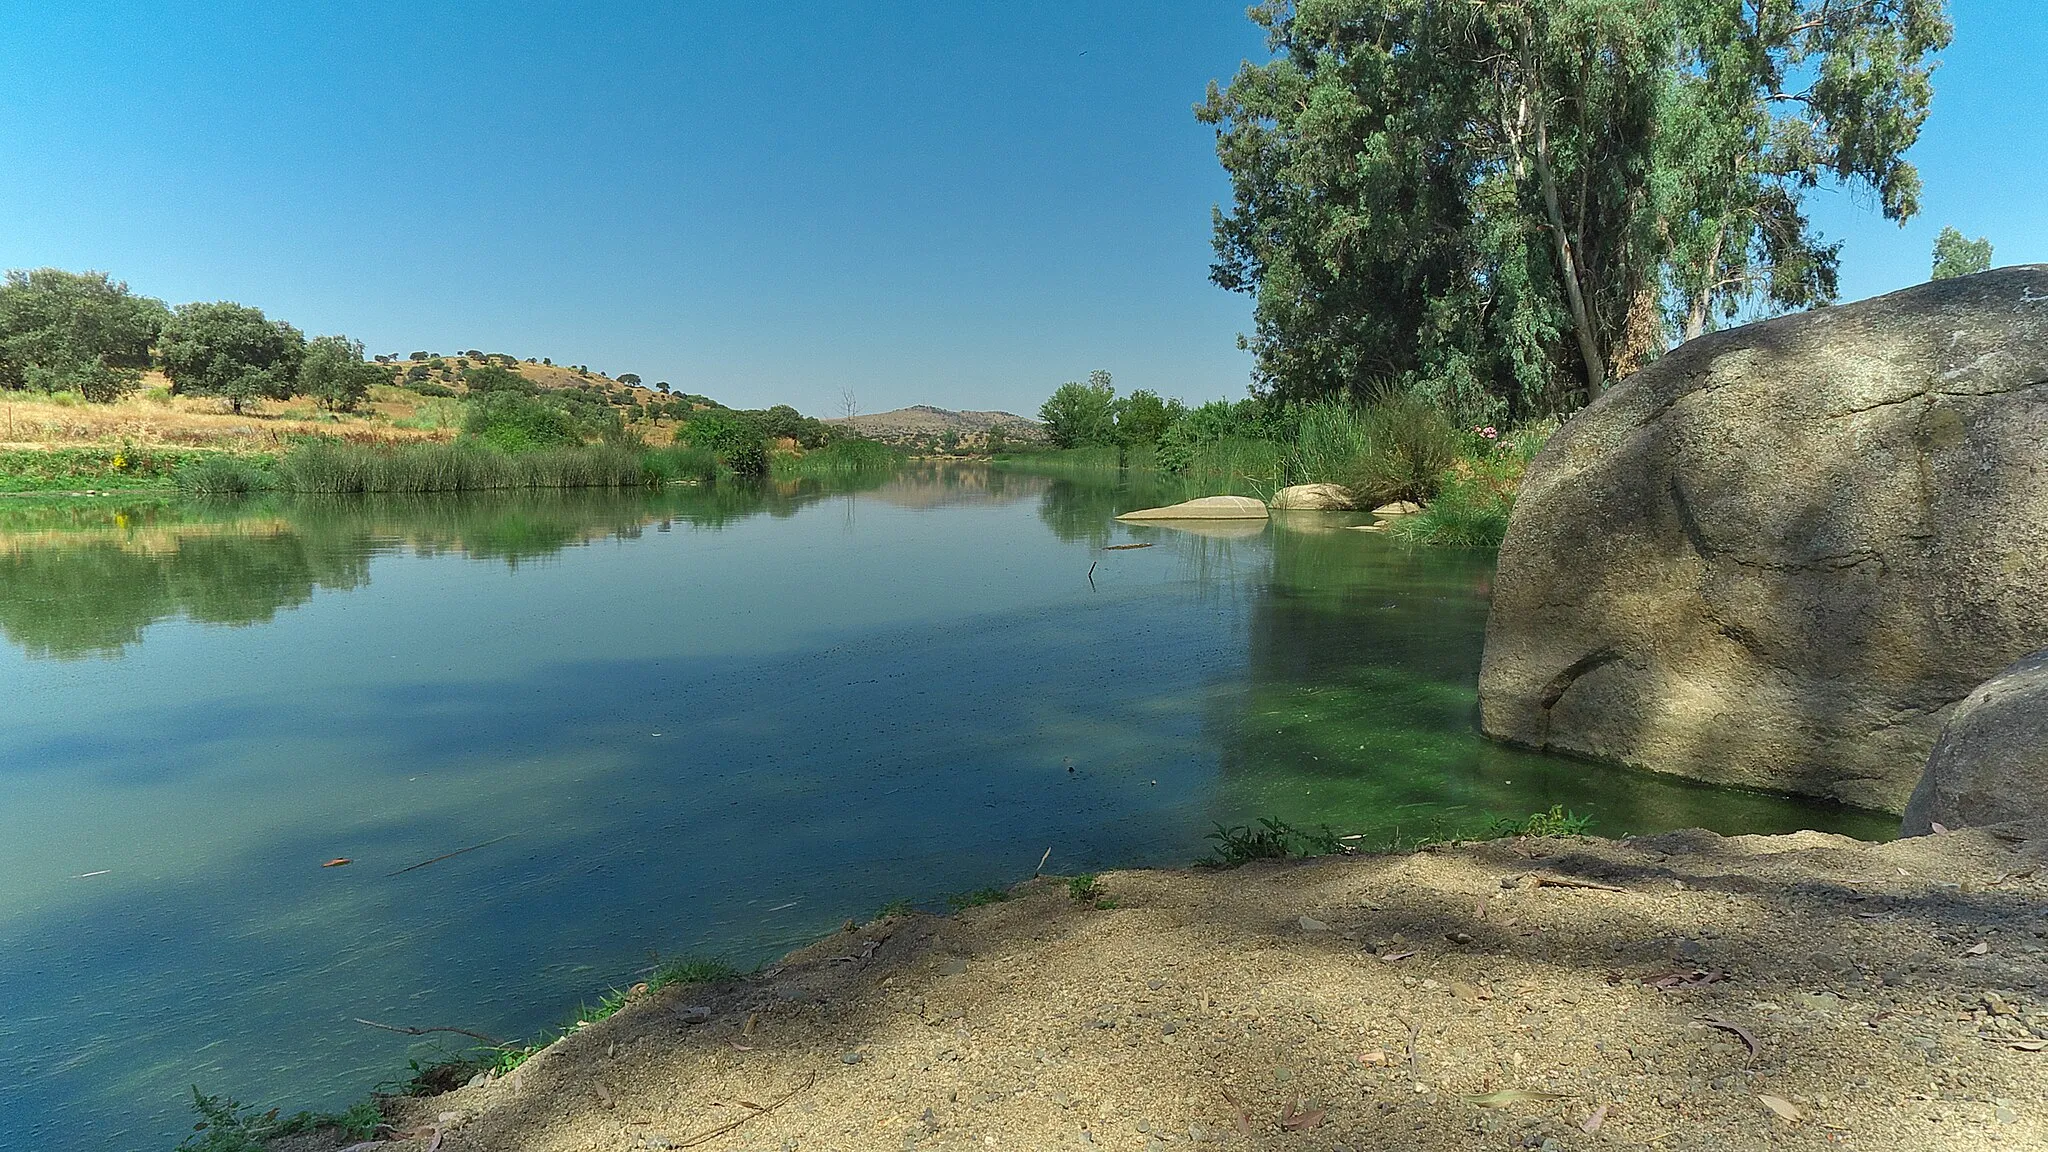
[1479,267,2048,810]
[1116,495,1269,521]
[1901,649,2048,840]
[1270,483,1357,510]
[1370,500,1422,516]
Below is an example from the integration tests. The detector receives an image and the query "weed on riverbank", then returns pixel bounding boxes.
[1199,808,1595,869]
[176,1088,378,1152]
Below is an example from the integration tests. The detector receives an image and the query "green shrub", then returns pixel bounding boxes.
[1342,393,1465,504]
[408,380,456,398]
[464,392,579,452]
[721,438,768,477]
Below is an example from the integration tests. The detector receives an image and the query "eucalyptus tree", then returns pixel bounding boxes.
[1662,0,1952,339]
[1930,226,1993,279]
[1201,0,1952,416]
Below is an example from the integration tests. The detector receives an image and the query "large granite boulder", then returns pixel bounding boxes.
[1901,650,2048,839]
[1479,267,2048,811]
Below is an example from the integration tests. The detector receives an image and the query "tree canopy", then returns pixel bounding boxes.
[298,335,384,412]
[1931,226,1993,280]
[157,302,307,413]
[0,269,168,401]
[1039,370,1120,448]
[1202,0,1952,419]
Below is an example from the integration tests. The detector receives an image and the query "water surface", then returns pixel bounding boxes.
[0,466,1891,1148]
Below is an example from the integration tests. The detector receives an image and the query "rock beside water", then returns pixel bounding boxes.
[1479,267,2048,810]
[1902,649,2048,841]
[1270,483,1357,510]
[1116,495,1268,521]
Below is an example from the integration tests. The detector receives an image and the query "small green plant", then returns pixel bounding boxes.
[1065,874,1102,903]
[1487,805,1594,839]
[946,886,1010,910]
[176,1088,380,1151]
[1197,818,1343,869]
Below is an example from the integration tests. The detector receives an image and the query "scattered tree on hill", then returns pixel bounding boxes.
[1931,226,1993,280]
[462,364,535,395]
[1039,370,1118,448]
[409,351,429,361]
[985,425,1008,455]
[299,335,384,412]
[618,373,641,386]
[0,269,169,401]
[656,381,671,393]
[1201,0,1952,417]
[157,302,306,413]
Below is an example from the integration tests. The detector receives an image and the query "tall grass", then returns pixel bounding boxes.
[176,454,271,496]
[990,445,1123,478]
[1285,401,1373,487]
[639,443,720,484]
[279,441,649,493]
[771,438,902,480]
[1174,436,1289,496]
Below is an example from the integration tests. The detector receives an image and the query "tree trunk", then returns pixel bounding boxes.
[1684,227,1725,341]
[1516,24,1606,403]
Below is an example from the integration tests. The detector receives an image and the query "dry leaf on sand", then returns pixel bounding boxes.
[1581,1103,1610,1134]
[1759,1094,1805,1122]
[1464,1089,1576,1108]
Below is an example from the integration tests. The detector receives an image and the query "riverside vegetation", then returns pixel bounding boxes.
[1009,371,1551,546]
[0,266,904,495]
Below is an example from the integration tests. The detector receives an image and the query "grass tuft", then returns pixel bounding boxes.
[945,887,1010,911]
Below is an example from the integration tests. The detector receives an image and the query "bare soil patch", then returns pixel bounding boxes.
[317,828,2048,1151]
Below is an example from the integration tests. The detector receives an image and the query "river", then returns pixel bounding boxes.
[0,465,1891,1148]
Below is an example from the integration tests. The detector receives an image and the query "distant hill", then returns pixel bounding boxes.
[827,405,1045,449]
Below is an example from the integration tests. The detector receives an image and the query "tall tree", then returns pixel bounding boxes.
[1201,0,1951,415]
[1663,0,1951,340]
[1039,370,1119,448]
[0,269,169,401]
[157,302,306,414]
[1930,225,1993,279]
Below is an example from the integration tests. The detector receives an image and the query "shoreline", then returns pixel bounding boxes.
[263,825,2045,1151]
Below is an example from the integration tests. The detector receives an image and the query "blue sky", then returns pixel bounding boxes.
[2,2,2040,417]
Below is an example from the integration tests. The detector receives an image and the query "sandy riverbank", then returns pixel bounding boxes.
[298,827,2045,1152]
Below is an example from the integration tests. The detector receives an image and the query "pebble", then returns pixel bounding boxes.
[1300,915,1330,932]
[841,1051,863,1064]
[677,1006,711,1025]
[1147,978,1165,990]
[940,958,969,976]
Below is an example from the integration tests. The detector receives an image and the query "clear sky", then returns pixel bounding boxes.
[2,2,2041,417]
